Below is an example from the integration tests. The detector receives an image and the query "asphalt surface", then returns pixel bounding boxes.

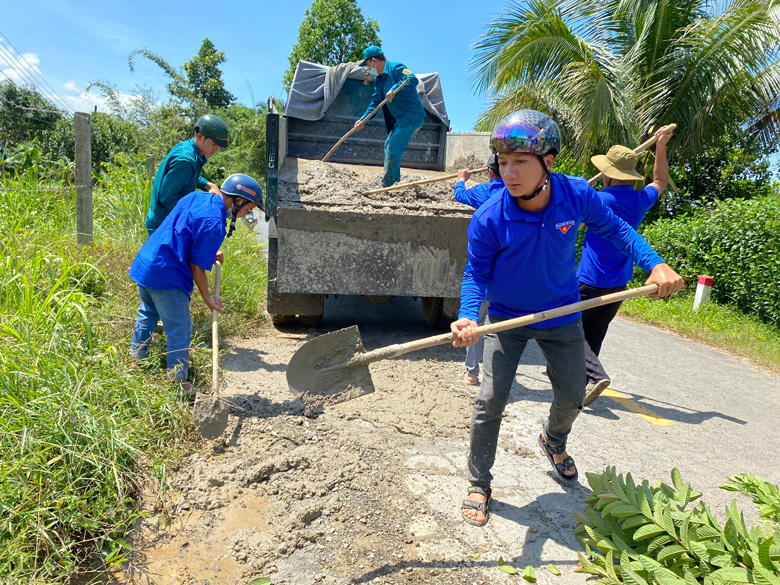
[315,295,780,582]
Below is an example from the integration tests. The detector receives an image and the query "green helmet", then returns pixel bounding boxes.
[195,114,228,148]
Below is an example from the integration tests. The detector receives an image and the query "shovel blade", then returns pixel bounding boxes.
[193,393,230,439]
[286,325,374,404]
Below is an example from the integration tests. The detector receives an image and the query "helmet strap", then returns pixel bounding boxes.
[517,155,551,201]
[226,198,249,238]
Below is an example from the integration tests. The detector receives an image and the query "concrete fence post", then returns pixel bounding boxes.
[693,275,713,310]
[75,112,93,246]
[145,155,155,181]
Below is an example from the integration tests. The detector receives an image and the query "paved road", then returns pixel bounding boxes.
[306,295,780,583]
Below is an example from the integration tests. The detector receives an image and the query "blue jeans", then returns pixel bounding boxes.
[130,286,192,382]
[465,301,489,377]
[468,317,586,487]
[382,119,424,187]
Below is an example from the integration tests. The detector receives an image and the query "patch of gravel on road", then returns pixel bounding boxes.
[114,323,582,585]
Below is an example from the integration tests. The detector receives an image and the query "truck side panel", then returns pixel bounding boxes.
[275,208,468,298]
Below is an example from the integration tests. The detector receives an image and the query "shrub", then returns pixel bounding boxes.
[575,467,780,584]
[638,194,780,328]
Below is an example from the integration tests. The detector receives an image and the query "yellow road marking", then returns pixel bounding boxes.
[601,389,673,426]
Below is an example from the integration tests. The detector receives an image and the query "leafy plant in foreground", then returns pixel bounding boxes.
[575,467,780,584]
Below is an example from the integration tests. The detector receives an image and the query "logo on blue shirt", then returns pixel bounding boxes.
[555,219,575,235]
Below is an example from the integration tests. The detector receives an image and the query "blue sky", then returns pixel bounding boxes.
[1,0,506,132]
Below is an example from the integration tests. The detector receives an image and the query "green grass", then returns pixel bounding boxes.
[0,158,267,582]
[621,289,780,373]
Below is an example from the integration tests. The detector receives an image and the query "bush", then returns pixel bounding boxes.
[576,467,780,584]
[639,194,780,328]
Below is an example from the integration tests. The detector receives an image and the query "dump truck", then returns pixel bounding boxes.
[263,61,478,327]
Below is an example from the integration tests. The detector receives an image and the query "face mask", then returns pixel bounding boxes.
[369,67,378,77]
[226,207,234,220]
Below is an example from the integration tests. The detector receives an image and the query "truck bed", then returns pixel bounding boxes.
[278,158,476,218]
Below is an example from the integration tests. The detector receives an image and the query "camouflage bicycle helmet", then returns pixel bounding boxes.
[491,110,561,200]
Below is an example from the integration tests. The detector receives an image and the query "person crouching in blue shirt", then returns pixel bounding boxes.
[129,174,263,395]
[353,46,426,188]
[577,126,674,407]
[451,110,683,527]
[454,153,504,386]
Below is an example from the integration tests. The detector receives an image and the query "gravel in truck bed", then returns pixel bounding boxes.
[278,158,482,217]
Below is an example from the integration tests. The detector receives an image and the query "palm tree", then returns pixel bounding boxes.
[470,0,780,169]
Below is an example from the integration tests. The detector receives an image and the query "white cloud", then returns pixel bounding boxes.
[0,51,44,86]
[62,79,79,93]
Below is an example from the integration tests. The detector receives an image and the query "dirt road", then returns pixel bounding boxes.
[116,296,780,585]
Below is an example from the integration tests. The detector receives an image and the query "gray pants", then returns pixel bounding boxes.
[468,317,586,487]
[465,301,489,377]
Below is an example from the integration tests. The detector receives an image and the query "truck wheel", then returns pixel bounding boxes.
[272,314,295,327]
[300,314,323,328]
[421,297,444,328]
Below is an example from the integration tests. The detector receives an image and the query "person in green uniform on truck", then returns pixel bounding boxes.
[353,46,426,188]
[145,114,229,235]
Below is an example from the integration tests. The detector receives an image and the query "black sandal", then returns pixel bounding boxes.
[461,485,492,527]
[538,433,578,485]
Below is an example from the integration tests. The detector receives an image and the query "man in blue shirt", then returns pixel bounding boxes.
[130,174,262,395]
[578,127,674,406]
[451,110,683,526]
[145,114,229,235]
[353,46,426,188]
[454,154,504,385]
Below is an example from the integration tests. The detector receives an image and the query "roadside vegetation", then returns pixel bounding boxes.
[0,160,266,582]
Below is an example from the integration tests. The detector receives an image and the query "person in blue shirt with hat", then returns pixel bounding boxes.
[353,45,426,188]
[453,153,505,385]
[577,126,674,406]
[450,110,683,526]
[145,114,229,235]
[130,173,262,395]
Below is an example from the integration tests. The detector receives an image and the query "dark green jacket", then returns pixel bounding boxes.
[145,139,211,234]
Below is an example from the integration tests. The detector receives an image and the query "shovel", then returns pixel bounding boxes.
[286,284,659,400]
[321,77,411,163]
[193,262,230,439]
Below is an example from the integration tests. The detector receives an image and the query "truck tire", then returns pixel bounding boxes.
[271,314,295,327]
[421,297,444,329]
[300,314,323,328]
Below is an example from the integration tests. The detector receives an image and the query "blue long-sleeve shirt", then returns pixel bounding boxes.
[360,62,425,128]
[132,192,226,294]
[458,173,664,328]
[454,178,505,209]
[145,139,211,234]
[577,184,659,288]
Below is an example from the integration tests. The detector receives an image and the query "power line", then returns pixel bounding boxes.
[0,92,66,116]
[0,31,74,113]
[0,45,70,114]
[0,32,74,113]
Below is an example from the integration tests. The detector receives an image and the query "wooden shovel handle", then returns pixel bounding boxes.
[321,77,411,162]
[588,124,677,186]
[211,261,221,394]
[349,284,659,367]
[361,167,489,196]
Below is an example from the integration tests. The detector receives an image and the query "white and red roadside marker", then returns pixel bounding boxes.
[693,275,714,310]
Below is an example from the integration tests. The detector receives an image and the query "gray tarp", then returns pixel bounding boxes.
[284,60,451,129]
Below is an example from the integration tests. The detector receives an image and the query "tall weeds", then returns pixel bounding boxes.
[0,156,266,581]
